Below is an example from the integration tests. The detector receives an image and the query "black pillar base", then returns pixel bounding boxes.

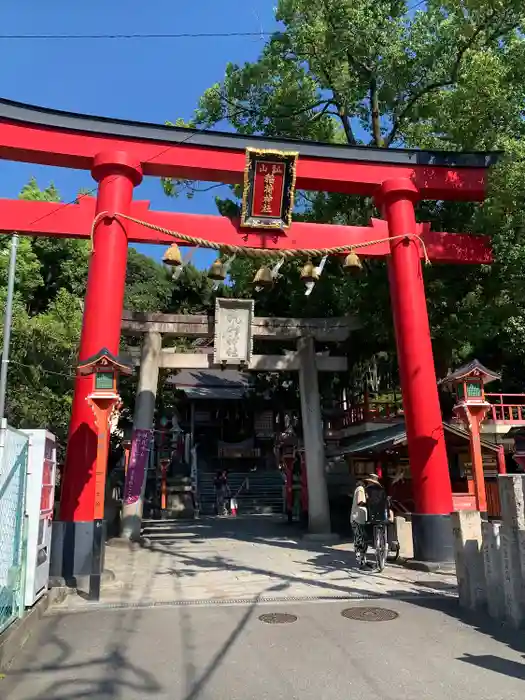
[411,513,454,563]
[50,520,107,583]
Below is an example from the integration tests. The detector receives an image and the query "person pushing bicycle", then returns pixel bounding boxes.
[351,473,393,570]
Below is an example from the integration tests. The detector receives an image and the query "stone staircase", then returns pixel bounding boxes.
[197,471,284,515]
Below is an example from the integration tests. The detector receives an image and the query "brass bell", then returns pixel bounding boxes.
[252,266,274,288]
[342,250,363,274]
[208,258,227,281]
[162,243,182,267]
[300,260,319,284]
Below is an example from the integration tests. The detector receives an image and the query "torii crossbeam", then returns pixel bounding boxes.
[0,97,499,568]
[0,196,491,264]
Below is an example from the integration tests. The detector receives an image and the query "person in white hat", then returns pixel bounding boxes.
[351,473,389,568]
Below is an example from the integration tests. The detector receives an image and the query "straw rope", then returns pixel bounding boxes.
[90,210,430,264]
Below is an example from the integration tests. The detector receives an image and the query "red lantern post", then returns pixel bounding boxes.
[441,360,501,518]
[77,348,132,600]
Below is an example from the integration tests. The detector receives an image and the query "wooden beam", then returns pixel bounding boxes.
[128,349,347,372]
[122,310,360,341]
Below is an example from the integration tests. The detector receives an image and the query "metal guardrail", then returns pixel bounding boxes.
[0,420,29,634]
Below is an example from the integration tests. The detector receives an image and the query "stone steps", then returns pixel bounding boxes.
[197,471,284,515]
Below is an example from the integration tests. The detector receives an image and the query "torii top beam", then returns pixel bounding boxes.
[0,98,499,201]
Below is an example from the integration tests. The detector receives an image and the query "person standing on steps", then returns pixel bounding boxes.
[214,469,230,515]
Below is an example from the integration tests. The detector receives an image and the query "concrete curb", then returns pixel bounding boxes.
[0,594,52,671]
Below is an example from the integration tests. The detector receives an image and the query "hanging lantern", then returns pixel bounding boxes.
[208,258,227,281]
[300,260,319,284]
[252,265,274,289]
[342,250,363,274]
[162,243,182,267]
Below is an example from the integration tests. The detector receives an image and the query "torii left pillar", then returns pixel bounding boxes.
[50,151,143,583]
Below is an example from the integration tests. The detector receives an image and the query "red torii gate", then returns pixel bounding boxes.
[0,97,496,568]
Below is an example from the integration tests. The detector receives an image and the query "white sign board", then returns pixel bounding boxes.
[213,298,254,366]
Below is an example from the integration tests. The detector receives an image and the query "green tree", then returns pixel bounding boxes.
[187,0,525,391]
[124,248,173,313]
[1,179,218,444]
[196,1,524,147]
[18,178,91,313]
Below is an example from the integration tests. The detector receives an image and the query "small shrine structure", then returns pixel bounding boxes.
[441,360,503,517]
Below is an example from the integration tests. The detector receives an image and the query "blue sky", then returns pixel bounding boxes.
[0,1,278,268]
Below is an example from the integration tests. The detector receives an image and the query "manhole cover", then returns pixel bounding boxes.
[341,607,399,622]
[258,613,298,624]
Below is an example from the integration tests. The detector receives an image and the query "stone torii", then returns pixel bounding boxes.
[120,305,358,539]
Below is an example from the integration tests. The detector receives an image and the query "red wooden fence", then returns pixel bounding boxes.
[485,393,525,423]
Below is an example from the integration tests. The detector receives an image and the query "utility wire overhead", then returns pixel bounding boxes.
[0,31,273,40]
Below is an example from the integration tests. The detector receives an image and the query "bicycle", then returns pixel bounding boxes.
[372,521,388,572]
[354,520,389,571]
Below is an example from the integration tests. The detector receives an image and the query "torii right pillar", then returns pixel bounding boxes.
[380,178,454,564]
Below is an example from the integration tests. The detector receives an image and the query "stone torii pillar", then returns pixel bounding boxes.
[121,331,162,540]
[298,335,331,535]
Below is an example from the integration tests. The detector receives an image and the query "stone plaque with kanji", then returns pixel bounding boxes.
[213,298,254,366]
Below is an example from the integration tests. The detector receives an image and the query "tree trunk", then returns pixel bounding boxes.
[370,77,383,147]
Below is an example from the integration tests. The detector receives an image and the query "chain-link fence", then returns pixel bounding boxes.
[0,419,28,634]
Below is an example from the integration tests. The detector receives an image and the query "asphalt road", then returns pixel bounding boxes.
[3,597,524,700]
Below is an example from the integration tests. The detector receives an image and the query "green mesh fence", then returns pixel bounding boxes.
[0,421,28,634]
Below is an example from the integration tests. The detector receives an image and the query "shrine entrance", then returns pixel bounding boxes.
[0,98,496,573]
[119,304,356,539]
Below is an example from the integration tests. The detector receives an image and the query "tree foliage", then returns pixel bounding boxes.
[0,180,215,448]
[188,0,525,392]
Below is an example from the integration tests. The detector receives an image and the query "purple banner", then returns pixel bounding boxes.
[123,429,152,506]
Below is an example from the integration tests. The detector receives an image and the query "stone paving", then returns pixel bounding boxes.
[52,515,458,611]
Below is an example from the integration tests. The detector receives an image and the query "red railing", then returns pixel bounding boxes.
[485,393,525,423]
[326,400,404,432]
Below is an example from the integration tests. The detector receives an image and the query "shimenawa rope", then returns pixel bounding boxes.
[89,210,431,264]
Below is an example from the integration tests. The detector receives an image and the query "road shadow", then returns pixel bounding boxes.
[144,516,523,680]
[408,594,525,659]
[3,565,164,699]
[5,579,288,700]
[127,515,457,603]
[179,582,283,700]
[459,652,525,681]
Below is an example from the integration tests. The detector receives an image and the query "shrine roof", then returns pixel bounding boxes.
[77,347,133,375]
[440,359,501,385]
[165,368,251,401]
[0,97,499,170]
[327,420,500,458]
